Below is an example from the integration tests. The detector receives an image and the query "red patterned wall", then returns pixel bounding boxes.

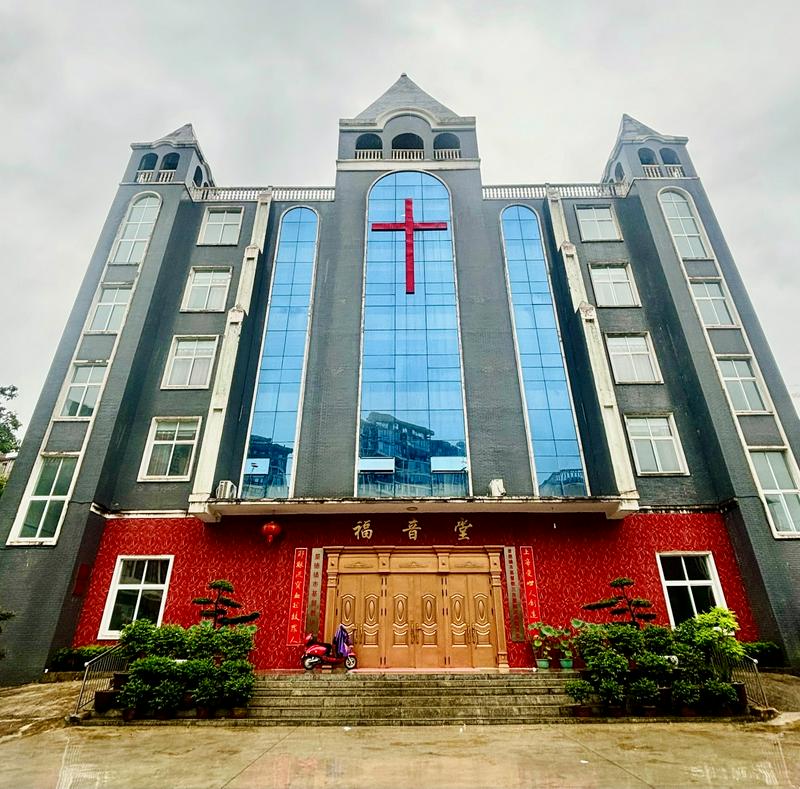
[73,510,758,669]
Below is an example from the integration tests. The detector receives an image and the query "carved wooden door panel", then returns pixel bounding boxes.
[335,573,382,669]
[385,574,443,668]
[446,573,497,668]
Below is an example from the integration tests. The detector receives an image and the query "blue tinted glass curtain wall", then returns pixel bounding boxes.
[241,207,318,498]
[358,172,469,497]
[501,206,587,496]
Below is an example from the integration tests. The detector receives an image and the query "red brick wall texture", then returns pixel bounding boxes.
[73,511,758,669]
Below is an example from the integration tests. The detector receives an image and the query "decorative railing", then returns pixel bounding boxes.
[136,171,154,183]
[137,171,176,184]
[642,164,686,178]
[189,186,335,202]
[434,149,462,160]
[391,149,424,160]
[482,183,627,200]
[74,644,128,716]
[710,646,770,711]
[355,149,383,160]
[157,171,176,183]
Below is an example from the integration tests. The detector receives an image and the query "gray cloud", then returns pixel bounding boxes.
[2,0,799,431]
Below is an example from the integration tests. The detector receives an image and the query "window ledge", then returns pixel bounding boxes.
[196,243,240,248]
[160,385,212,391]
[179,308,227,314]
[137,475,192,483]
[635,471,690,477]
[5,538,58,547]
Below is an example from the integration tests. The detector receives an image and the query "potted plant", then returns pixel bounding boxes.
[527,622,556,669]
[701,679,738,716]
[220,659,255,717]
[151,679,183,719]
[117,677,150,722]
[564,679,594,717]
[597,679,626,716]
[628,678,659,716]
[193,677,221,719]
[672,680,701,716]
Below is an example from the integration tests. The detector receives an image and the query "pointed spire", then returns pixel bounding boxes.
[354,74,460,122]
[617,114,662,141]
[153,123,198,146]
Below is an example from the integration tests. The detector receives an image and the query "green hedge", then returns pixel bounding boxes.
[47,646,111,672]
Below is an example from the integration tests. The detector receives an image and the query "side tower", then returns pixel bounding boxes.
[602,116,800,662]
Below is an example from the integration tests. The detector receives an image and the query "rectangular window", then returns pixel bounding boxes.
[198,208,243,245]
[606,335,661,383]
[14,455,78,541]
[88,287,131,332]
[181,268,232,312]
[718,358,766,412]
[657,553,723,627]
[139,418,201,481]
[99,556,173,639]
[691,281,735,326]
[162,337,218,389]
[575,206,620,241]
[589,265,639,306]
[750,450,800,534]
[625,415,687,475]
[60,364,106,417]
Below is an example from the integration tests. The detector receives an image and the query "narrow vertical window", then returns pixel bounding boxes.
[61,364,106,417]
[15,456,78,541]
[750,451,800,533]
[109,194,161,264]
[719,359,766,412]
[89,287,131,332]
[691,281,735,326]
[357,172,469,497]
[242,207,318,498]
[659,190,708,258]
[501,206,587,496]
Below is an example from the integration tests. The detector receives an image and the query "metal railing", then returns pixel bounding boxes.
[710,646,770,710]
[74,644,128,716]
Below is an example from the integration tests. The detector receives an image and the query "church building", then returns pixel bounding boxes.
[1,75,798,682]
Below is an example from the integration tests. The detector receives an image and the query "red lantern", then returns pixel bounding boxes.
[261,521,282,545]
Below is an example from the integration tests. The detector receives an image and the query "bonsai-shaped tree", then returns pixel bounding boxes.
[582,577,656,629]
[0,605,14,660]
[192,580,260,628]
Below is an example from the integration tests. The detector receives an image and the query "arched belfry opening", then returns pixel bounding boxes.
[355,133,383,160]
[391,132,424,160]
[433,133,461,160]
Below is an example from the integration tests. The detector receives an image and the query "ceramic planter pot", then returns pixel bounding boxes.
[535,659,550,669]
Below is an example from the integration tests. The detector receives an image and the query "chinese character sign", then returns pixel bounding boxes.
[353,520,373,540]
[454,518,472,541]
[519,546,541,625]
[287,548,308,645]
[402,519,421,541]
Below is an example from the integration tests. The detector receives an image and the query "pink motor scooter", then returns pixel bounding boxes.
[301,624,357,671]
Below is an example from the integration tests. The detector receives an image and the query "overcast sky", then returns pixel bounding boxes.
[2,0,799,435]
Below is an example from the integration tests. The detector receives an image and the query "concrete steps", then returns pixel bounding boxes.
[247,671,578,725]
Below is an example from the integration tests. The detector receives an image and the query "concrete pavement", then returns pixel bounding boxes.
[1,718,798,789]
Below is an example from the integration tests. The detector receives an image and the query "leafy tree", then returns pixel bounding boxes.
[0,386,21,454]
[582,577,657,628]
[192,579,260,628]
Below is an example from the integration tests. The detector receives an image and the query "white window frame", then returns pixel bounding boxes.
[108,193,161,265]
[658,190,709,260]
[718,357,769,414]
[624,414,689,476]
[575,205,622,242]
[656,552,726,628]
[605,333,662,384]
[57,363,107,420]
[160,336,219,390]
[87,286,132,334]
[589,264,640,307]
[98,555,174,640]
[7,453,80,546]
[690,280,737,327]
[138,417,202,482]
[180,266,232,312]
[749,449,800,537]
[197,206,244,246]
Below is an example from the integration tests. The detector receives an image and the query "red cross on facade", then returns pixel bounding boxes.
[371,198,447,293]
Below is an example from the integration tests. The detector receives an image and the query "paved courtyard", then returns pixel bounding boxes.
[0,717,797,789]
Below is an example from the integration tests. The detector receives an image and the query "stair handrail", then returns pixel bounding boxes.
[73,644,129,716]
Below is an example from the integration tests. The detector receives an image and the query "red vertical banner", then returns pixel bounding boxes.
[519,546,541,625]
[287,548,308,645]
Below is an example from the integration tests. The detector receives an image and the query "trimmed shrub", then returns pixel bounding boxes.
[585,650,629,685]
[47,646,111,672]
[151,679,184,715]
[574,626,607,661]
[119,619,156,659]
[150,624,188,659]
[564,679,594,704]
[741,641,783,666]
[219,659,255,707]
[604,624,643,658]
[701,680,738,713]
[672,680,701,707]
[117,677,151,712]
[629,678,659,707]
[597,679,625,707]
[186,622,218,660]
[641,625,674,655]
[634,651,673,686]
[215,625,256,661]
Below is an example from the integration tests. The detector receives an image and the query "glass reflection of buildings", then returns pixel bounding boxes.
[359,411,467,497]
[241,435,292,499]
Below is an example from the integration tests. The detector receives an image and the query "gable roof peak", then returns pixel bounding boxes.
[353,73,462,123]
[618,114,663,141]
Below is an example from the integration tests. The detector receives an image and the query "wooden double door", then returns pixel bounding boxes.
[324,547,508,670]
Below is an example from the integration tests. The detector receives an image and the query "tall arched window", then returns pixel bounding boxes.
[659,190,708,259]
[193,166,203,187]
[161,153,179,171]
[109,194,161,265]
[357,171,468,497]
[241,207,319,499]
[138,153,157,171]
[614,163,625,182]
[660,148,680,165]
[638,148,657,165]
[501,206,587,496]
